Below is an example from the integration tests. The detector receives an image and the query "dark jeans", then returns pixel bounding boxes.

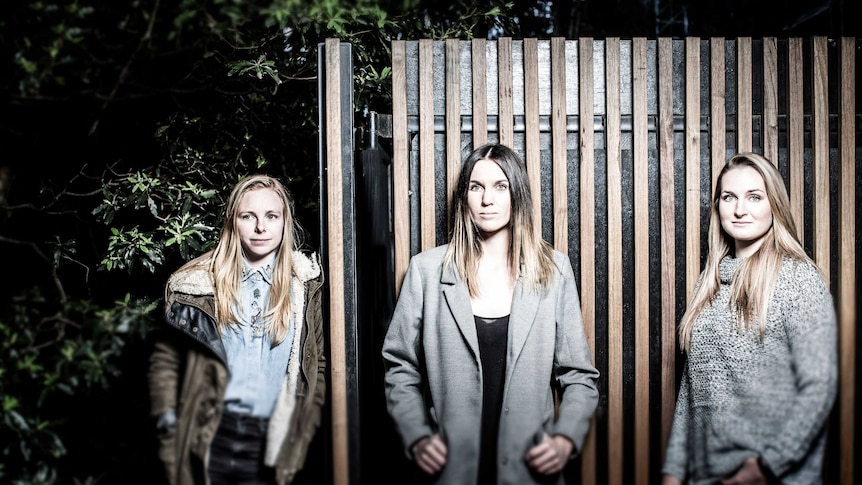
[208,410,275,485]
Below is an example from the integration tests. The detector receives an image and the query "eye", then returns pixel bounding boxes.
[749,194,762,202]
[721,194,736,202]
[266,213,280,220]
[469,183,483,192]
[495,182,509,191]
[240,214,252,220]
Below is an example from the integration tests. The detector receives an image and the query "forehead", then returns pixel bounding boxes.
[470,159,507,179]
[238,187,284,210]
[721,166,765,190]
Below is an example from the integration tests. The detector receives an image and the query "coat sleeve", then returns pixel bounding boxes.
[308,271,327,421]
[381,257,433,458]
[147,294,182,484]
[148,292,182,427]
[551,254,600,455]
[662,363,690,480]
[760,262,838,477]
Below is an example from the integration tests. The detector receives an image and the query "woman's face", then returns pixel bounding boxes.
[718,166,773,258]
[467,159,512,238]
[236,187,285,267]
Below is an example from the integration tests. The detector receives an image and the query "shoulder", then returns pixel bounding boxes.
[777,258,828,294]
[550,249,575,276]
[167,258,214,296]
[292,249,322,283]
[408,244,448,269]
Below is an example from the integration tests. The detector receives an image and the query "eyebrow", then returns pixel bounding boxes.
[721,188,765,196]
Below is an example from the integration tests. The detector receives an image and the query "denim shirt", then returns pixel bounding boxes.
[222,253,294,418]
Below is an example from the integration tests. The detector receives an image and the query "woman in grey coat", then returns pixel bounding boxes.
[382,143,600,485]
[662,153,838,485]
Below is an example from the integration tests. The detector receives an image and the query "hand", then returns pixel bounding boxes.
[662,474,683,485]
[524,433,573,475]
[721,457,767,485]
[411,433,448,475]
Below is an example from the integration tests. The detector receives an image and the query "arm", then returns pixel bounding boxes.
[661,363,690,482]
[759,263,838,477]
[307,273,327,428]
[549,255,600,455]
[381,259,435,458]
[147,296,182,432]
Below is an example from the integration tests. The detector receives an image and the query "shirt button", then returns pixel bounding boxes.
[179,318,187,326]
[192,326,199,333]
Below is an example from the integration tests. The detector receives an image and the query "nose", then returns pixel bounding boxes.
[734,199,747,217]
[255,218,266,233]
[481,189,493,206]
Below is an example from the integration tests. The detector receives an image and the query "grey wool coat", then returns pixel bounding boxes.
[382,244,600,485]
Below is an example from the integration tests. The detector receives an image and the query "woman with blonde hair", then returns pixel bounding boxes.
[382,143,599,484]
[662,152,837,484]
[148,174,326,485]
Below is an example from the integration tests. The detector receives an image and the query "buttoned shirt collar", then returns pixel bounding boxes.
[242,252,276,284]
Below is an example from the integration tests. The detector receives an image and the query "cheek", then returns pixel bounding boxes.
[756,204,773,220]
[236,221,252,237]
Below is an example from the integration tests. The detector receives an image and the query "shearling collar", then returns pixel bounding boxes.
[168,250,320,296]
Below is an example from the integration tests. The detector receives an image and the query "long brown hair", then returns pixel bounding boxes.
[443,143,555,297]
[678,152,815,351]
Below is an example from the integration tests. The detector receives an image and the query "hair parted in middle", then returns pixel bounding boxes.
[677,152,816,351]
[177,174,302,346]
[443,143,555,297]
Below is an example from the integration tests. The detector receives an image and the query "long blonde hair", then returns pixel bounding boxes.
[177,174,300,345]
[678,152,815,351]
[443,143,555,297]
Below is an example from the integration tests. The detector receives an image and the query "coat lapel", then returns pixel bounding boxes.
[509,279,541,366]
[441,262,480,361]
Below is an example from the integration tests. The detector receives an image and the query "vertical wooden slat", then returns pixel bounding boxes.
[324,38,348,485]
[710,38,726,190]
[419,40,436,251]
[838,36,857,485]
[736,37,752,152]
[604,36,622,485]
[446,39,461,222]
[640,36,660,485]
[498,37,514,147]
[660,38,676,466]
[788,38,804,242]
[391,40,409,295]
[812,36,829,278]
[472,39,488,147]
[576,37,596,484]
[578,37,594,329]
[630,36,648,485]
[685,37,701,303]
[524,39,542,232]
[577,35,596,483]
[762,37,779,165]
[552,37,568,252]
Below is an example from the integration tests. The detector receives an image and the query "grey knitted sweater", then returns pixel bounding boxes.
[662,256,837,484]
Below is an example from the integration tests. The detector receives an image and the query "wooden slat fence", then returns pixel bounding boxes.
[319,36,859,485]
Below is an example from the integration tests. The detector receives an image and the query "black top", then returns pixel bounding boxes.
[475,314,509,485]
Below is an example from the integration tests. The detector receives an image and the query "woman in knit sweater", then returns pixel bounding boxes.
[661,153,837,485]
